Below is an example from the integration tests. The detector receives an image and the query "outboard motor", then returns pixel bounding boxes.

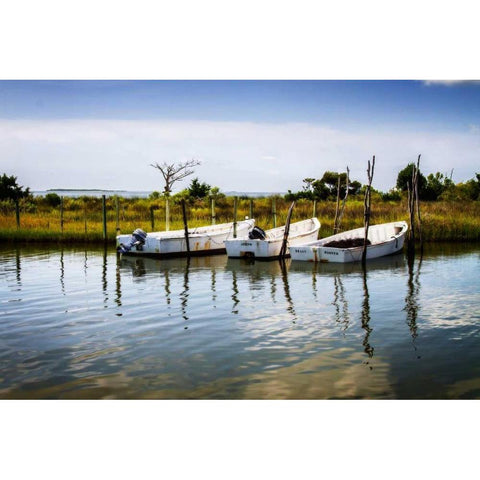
[248,226,267,240]
[117,228,147,254]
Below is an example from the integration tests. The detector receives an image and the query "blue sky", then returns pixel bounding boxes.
[1,80,479,192]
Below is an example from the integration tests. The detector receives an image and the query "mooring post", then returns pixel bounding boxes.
[249,198,254,219]
[15,199,20,228]
[211,196,216,225]
[233,196,238,238]
[279,201,295,258]
[102,194,107,242]
[312,199,317,219]
[362,156,375,266]
[60,196,64,234]
[181,199,190,255]
[272,197,277,228]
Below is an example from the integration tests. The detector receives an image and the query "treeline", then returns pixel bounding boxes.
[284,164,480,202]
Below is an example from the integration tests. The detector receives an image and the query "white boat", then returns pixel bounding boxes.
[117,219,255,258]
[224,218,320,259]
[289,221,408,263]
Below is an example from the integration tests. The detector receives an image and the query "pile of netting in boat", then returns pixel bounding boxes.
[323,238,371,248]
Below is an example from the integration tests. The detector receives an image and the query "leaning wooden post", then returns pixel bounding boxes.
[233,196,238,238]
[60,196,64,234]
[15,198,20,228]
[333,175,341,234]
[272,197,277,228]
[334,167,350,234]
[362,156,375,266]
[407,164,417,257]
[415,154,423,255]
[102,194,107,242]
[211,196,216,225]
[279,201,295,258]
[181,199,190,255]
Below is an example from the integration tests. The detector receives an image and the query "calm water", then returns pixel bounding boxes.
[1,244,479,399]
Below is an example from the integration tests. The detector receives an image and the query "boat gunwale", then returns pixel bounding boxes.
[299,221,408,251]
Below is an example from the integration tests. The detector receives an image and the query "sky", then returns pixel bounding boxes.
[1,80,479,193]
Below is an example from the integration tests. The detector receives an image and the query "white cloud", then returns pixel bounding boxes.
[1,119,479,192]
[423,80,480,87]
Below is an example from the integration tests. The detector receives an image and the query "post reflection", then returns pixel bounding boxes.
[60,248,65,295]
[332,275,349,331]
[405,254,423,357]
[231,269,239,314]
[361,268,374,363]
[279,259,297,323]
[115,253,122,308]
[15,247,21,288]
[102,246,108,307]
[181,259,190,326]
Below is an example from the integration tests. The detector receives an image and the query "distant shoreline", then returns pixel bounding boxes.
[34,190,286,198]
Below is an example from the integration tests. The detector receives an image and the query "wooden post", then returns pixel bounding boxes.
[334,167,350,234]
[279,201,295,258]
[362,156,375,266]
[102,194,107,241]
[249,199,254,219]
[60,196,64,234]
[15,199,20,228]
[165,196,170,231]
[272,197,277,228]
[211,196,216,225]
[150,206,155,231]
[333,175,341,233]
[181,199,190,255]
[233,196,238,238]
[312,199,317,219]
[415,155,423,255]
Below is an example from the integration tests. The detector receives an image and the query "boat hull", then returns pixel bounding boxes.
[290,221,407,263]
[117,220,255,258]
[225,218,320,259]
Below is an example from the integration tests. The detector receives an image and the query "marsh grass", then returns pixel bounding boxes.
[1,196,479,243]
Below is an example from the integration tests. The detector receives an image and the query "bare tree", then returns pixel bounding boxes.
[150,159,201,194]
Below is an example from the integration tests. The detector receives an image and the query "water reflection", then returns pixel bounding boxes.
[361,268,374,362]
[333,275,349,332]
[181,259,190,325]
[60,248,65,295]
[405,255,423,356]
[3,244,480,399]
[102,246,108,307]
[279,259,297,323]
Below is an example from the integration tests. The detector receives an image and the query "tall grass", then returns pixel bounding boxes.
[1,196,479,243]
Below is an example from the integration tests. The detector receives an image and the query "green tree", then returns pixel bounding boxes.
[188,177,211,198]
[396,163,427,197]
[44,192,62,207]
[423,172,454,200]
[0,174,31,201]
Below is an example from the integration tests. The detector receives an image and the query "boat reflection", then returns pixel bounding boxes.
[118,252,412,360]
[288,252,406,275]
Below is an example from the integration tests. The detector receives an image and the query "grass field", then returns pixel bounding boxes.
[1,196,480,243]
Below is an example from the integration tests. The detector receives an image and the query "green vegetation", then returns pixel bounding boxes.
[1,192,479,243]
[1,167,480,244]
